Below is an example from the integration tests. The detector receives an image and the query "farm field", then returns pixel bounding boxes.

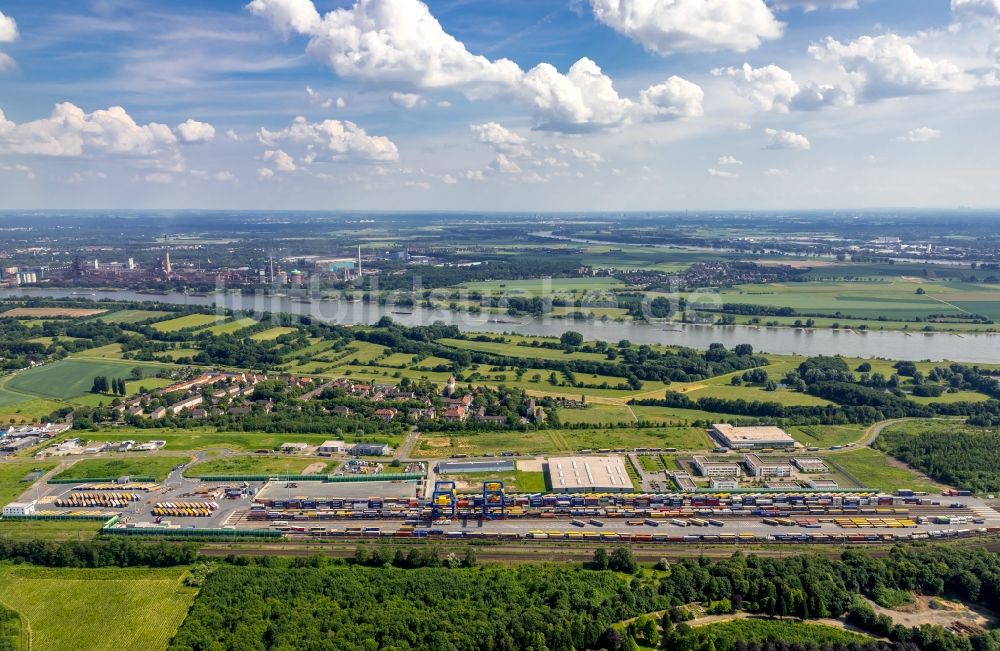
[198,316,257,335]
[457,277,624,294]
[1,307,107,318]
[438,338,611,362]
[0,519,103,541]
[249,326,296,340]
[0,389,63,423]
[53,456,190,481]
[827,448,940,493]
[0,460,57,503]
[184,455,332,477]
[557,403,637,425]
[92,309,172,324]
[0,567,197,651]
[6,359,162,400]
[150,313,221,332]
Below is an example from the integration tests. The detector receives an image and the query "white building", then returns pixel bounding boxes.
[692,456,742,477]
[743,454,792,478]
[711,424,796,449]
[710,478,740,490]
[3,501,36,516]
[317,440,346,454]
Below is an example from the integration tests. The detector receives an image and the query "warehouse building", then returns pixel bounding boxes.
[692,456,742,477]
[710,478,740,490]
[317,440,346,454]
[437,460,515,474]
[710,424,796,449]
[547,456,631,493]
[2,501,36,516]
[743,454,792,478]
[792,457,828,473]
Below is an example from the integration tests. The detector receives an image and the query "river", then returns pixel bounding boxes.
[3,287,998,363]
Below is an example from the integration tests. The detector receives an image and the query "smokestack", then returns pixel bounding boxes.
[357,244,362,278]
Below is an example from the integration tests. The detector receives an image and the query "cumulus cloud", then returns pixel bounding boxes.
[0,11,16,43]
[389,92,424,108]
[0,163,34,180]
[895,127,941,142]
[247,0,702,132]
[256,116,398,176]
[762,167,790,176]
[463,121,602,184]
[769,0,857,10]
[225,129,240,141]
[764,127,811,150]
[588,0,784,54]
[951,0,1000,22]
[214,171,237,182]
[0,103,183,171]
[708,167,739,178]
[714,63,799,111]
[176,119,216,144]
[718,155,743,165]
[809,34,977,100]
[715,63,854,111]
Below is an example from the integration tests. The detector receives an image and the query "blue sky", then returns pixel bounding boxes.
[0,0,998,210]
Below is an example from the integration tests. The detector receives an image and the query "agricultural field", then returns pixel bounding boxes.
[6,359,161,401]
[0,567,197,651]
[0,388,64,423]
[0,460,56,503]
[0,518,103,541]
[249,326,297,340]
[197,316,257,335]
[827,448,940,493]
[92,309,172,324]
[1,307,107,318]
[457,277,624,294]
[52,456,190,482]
[438,338,610,362]
[184,455,332,477]
[150,313,222,332]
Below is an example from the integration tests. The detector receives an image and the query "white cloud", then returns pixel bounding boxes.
[769,0,857,10]
[951,0,1000,22]
[441,174,457,185]
[489,154,522,175]
[464,170,485,181]
[0,103,180,168]
[708,167,739,178]
[0,163,34,180]
[762,167,790,176]
[139,172,173,184]
[714,63,799,111]
[214,171,237,182]
[895,127,941,142]
[176,119,216,144]
[588,0,783,54]
[0,52,13,73]
[809,34,977,100]
[789,81,855,110]
[306,85,344,109]
[65,171,107,184]
[638,76,705,119]
[470,122,527,155]
[389,91,424,108]
[335,96,346,108]
[718,155,743,165]
[248,0,702,133]
[257,167,275,180]
[764,127,811,150]
[263,148,297,171]
[0,11,17,43]
[226,129,241,141]
[257,116,399,170]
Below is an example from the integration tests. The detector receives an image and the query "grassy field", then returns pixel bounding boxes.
[690,618,870,649]
[438,469,547,493]
[150,313,222,332]
[458,277,624,294]
[0,519,103,541]
[198,316,257,335]
[53,456,190,481]
[93,309,172,324]
[250,326,296,341]
[0,391,64,423]
[0,460,57,504]
[6,359,162,401]
[438,338,611,363]
[828,448,940,492]
[784,424,867,448]
[415,426,712,457]
[184,455,331,477]
[50,428,402,453]
[0,566,197,651]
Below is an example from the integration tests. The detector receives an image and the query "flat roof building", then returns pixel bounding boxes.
[692,456,742,477]
[673,472,697,491]
[710,478,740,490]
[547,456,631,493]
[317,440,346,454]
[743,454,792,478]
[2,501,35,516]
[806,478,840,489]
[711,424,796,449]
[437,460,515,474]
[792,457,828,473]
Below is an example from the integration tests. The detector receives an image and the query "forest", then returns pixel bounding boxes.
[166,545,1000,651]
[875,427,1000,493]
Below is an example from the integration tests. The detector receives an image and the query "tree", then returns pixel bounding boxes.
[592,548,609,570]
[90,376,109,394]
[560,331,584,348]
[609,546,637,573]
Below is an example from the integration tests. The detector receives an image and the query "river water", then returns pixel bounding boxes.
[3,287,998,363]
